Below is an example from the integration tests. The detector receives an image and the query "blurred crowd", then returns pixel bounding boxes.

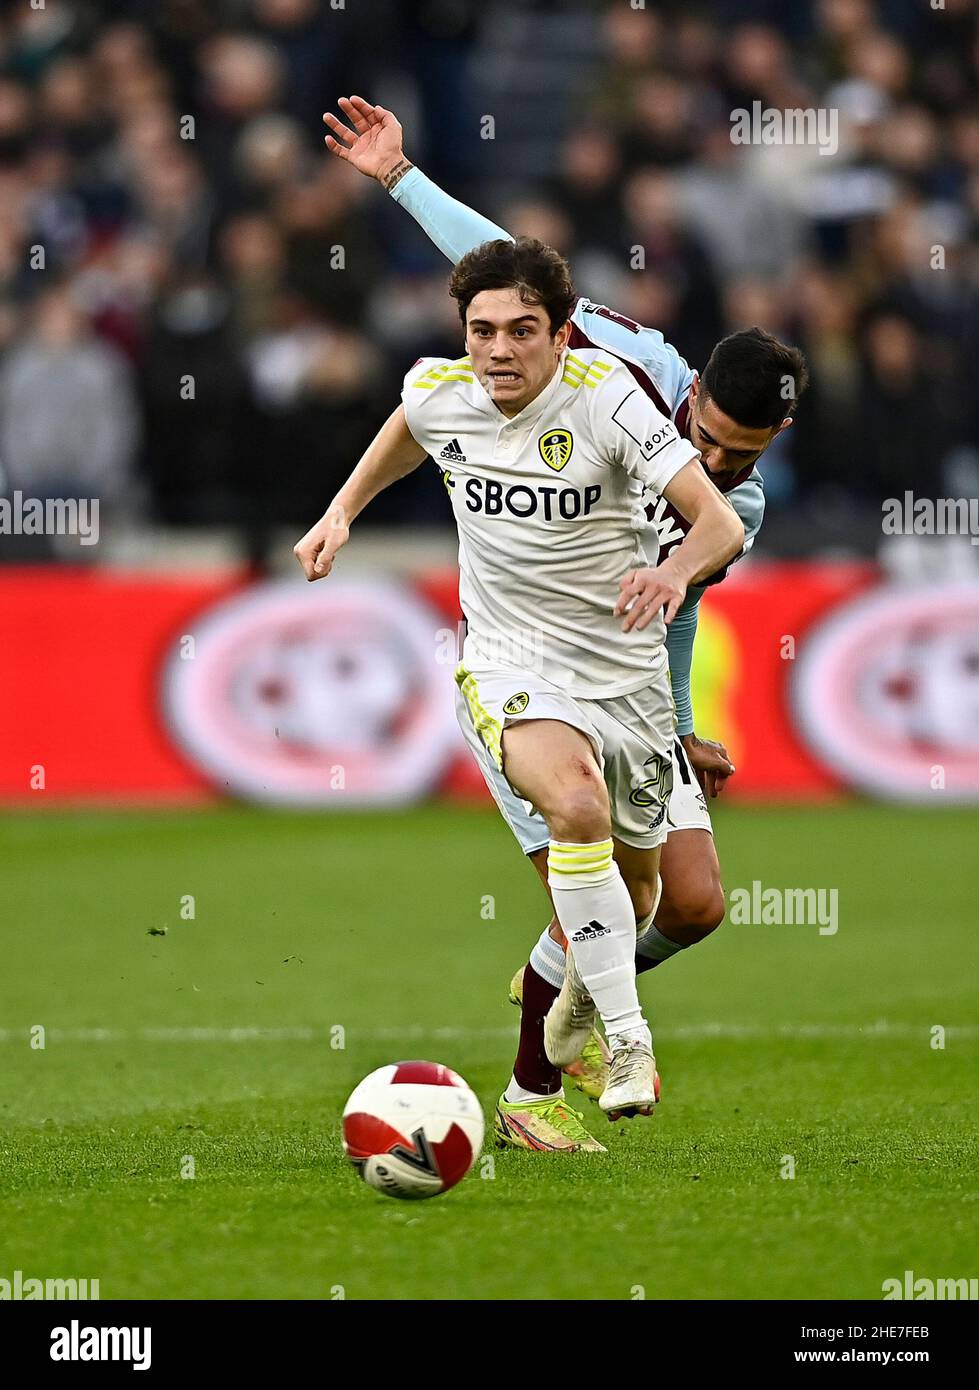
[0,0,977,561]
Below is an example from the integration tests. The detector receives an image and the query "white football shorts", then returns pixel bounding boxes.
[454,673,712,854]
[454,663,680,851]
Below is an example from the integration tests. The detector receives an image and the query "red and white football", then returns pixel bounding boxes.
[342,1061,485,1200]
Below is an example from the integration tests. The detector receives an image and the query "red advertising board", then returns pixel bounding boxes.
[0,568,232,800]
[2,563,976,805]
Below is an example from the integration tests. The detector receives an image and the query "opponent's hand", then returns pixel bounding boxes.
[681,732,735,798]
[293,507,350,581]
[614,563,687,630]
[323,95,408,186]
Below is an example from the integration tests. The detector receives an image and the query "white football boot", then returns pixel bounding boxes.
[600,1040,659,1120]
[543,948,598,1068]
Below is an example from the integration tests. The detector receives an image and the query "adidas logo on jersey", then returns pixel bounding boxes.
[570,920,611,943]
[439,438,466,462]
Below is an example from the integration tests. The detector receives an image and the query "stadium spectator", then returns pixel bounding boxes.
[0,0,973,561]
[0,283,139,511]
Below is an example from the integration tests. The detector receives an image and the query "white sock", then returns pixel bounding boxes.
[529,927,566,989]
[636,921,687,964]
[504,1075,561,1104]
[547,839,647,1042]
[607,1025,653,1051]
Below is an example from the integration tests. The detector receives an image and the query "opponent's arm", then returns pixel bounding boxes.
[617,463,744,631]
[324,96,512,262]
[294,405,426,580]
[324,99,701,418]
[665,594,736,795]
[665,594,700,737]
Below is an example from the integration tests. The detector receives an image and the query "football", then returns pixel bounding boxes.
[342,1061,485,1200]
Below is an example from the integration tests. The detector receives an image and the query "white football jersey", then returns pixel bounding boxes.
[402,347,699,697]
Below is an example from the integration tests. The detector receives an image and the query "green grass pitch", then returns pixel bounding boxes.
[1,801,976,1301]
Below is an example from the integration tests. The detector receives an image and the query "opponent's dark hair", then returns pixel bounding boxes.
[449,237,577,335]
[700,327,809,429]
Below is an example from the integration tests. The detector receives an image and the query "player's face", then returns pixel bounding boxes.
[687,376,790,481]
[466,289,571,418]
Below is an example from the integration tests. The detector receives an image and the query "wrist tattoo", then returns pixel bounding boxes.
[381,158,413,192]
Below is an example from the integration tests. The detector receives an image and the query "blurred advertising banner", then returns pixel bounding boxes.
[2,565,977,806]
[162,578,460,806]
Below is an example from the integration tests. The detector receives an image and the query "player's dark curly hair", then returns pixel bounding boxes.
[449,237,577,336]
[701,327,809,429]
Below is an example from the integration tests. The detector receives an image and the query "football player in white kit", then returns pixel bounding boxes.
[317,96,809,1152]
[295,237,744,1135]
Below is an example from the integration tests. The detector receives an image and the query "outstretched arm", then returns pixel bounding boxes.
[324,98,700,415]
[323,96,513,263]
[293,404,426,581]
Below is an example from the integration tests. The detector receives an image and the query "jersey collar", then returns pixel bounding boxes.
[469,350,569,427]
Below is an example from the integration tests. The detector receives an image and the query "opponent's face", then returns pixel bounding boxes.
[687,374,791,482]
[466,288,571,418]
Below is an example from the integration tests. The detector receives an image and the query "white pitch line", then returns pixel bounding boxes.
[0,1022,976,1044]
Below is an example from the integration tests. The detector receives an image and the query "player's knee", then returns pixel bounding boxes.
[546,782,610,844]
[676,879,726,939]
[630,878,659,924]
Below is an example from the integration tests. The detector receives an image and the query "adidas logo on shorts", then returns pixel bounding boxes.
[439,437,466,462]
[570,920,611,943]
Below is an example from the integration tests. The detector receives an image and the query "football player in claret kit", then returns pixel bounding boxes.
[295,237,744,1136]
[319,97,810,1152]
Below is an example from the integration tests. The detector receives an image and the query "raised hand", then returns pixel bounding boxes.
[323,95,411,188]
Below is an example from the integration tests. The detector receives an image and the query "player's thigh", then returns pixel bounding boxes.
[501,718,608,826]
[657,827,726,935]
[455,667,609,832]
[591,683,674,862]
[453,682,551,862]
[612,838,662,922]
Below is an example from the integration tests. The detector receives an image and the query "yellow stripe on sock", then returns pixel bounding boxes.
[548,839,614,876]
[548,844,612,861]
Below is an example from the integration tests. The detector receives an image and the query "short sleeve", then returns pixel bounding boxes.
[574,301,696,416]
[729,469,765,554]
[603,376,700,495]
[401,356,447,450]
[402,356,444,395]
